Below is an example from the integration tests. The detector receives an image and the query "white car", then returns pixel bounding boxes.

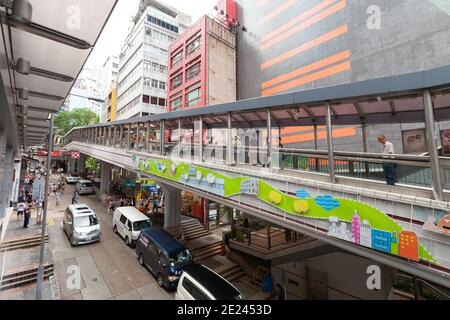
[65,174,80,184]
[175,264,245,300]
[76,180,94,195]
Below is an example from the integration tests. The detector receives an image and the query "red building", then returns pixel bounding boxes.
[166,0,237,113]
[166,0,238,223]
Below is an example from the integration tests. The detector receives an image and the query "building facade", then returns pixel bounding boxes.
[103,84,118,123]
[100,55,119,122]
[233,0,450,151]
[166,14,237,113]
[64,66,106,116]
[116,1,192,120]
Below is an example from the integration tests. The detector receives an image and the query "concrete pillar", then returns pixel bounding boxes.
[78,154,86,177]
[68,158,75,173]
[0,146,14,218]
[161,183,181,237]
[203,198,210,231]
[100,161,111,195]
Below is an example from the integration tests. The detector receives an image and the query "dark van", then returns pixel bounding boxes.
[136,228,193,291]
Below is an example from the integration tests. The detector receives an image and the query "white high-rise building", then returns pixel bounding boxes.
[116,0,191,120]
[100,55,119,122]
[64,66,106,116]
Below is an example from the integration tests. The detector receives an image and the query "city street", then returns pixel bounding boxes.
[46,178,174,300]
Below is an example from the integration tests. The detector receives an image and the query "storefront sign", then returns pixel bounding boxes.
[401,129,427,154]
[71,152,80,159]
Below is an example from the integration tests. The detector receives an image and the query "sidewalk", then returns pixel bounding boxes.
[0,211,56,300]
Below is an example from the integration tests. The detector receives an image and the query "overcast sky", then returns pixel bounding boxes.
[86,0,217,68]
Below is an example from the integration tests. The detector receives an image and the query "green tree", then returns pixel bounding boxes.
[54,108,99,135]
[85,157,99,172]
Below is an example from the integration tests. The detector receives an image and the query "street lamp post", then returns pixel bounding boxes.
[36,113,54,300]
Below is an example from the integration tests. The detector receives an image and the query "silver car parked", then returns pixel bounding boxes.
[63,204,101,246]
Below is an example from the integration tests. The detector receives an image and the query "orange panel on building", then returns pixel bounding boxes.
[398,231,419,261]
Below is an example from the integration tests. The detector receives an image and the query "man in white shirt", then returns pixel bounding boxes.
[17,202,26,221]
[377,135,397,186]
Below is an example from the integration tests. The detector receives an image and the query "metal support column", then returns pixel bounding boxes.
[423,90,443,200]
[314,122,320,171]
[362,122,370,175]
[325,102,336,184]
[160,120,165,156]
[198,116,203,162]
[227,113,233,165]
[127,123,131,149]
[36,114,54,300]
[146,123,150,152]
[113,125,117,147]
[267,109,272,168]
[178,118,182,158]
[135,123,140,150]
[119,125,124,148]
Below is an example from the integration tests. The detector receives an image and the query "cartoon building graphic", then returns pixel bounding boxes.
[371,229,392,254]
[398,231,419,261]
[360,220,372,248]
[352,211,360,245]
[240,180,259,195]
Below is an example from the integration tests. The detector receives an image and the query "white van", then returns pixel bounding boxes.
[76,180,94,195]
[175,264,245,300]
[112,206,152,246]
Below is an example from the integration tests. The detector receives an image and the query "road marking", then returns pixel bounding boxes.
[47,218,55,226]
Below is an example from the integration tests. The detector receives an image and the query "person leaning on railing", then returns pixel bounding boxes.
[377,135,397,186]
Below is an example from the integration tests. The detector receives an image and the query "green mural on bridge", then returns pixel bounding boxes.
[137,158,437,264]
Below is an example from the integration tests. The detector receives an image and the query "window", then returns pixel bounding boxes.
[147,240,158,256]
[182,277,194,293]
[143,77,151,87]
[143,95,150,104]
[147,15,179,33]
[151,79,159,88]
[74,215,98,227]
[181,278,210,300]
[158,98,166,107]
[112,63,119,69]
[187,37,201,55]
[170,96,182,111]
[143,61,151,71]
[186,87,201,106]
[133,220,151,231]
[151,96,158,105]
[172,51,183,68]
[186,63,200,82]
[119,215,127,224]
[171,73,182,90]
[159,81,166,90]
[160,65,167,73]
[152,62,159,72]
